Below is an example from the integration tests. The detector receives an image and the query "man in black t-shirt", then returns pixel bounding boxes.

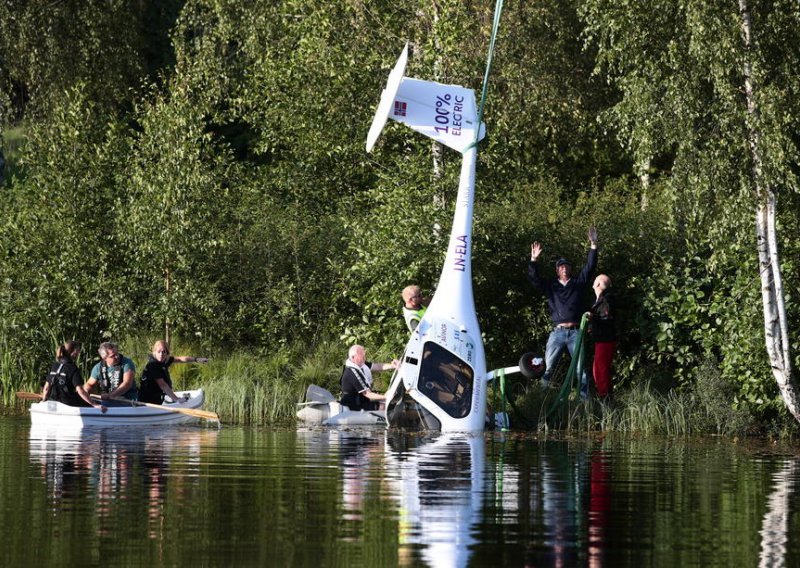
[340,345,399,411]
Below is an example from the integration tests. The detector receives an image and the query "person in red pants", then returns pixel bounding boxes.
[587,274,617,399]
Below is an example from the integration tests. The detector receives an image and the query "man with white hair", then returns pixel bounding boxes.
[340,345,399,411]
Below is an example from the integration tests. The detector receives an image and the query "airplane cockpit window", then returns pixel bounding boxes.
[418,342,474,419]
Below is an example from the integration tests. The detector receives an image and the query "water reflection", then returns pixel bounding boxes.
[384,432,484,568]
[339,433,385,522]
[758,458,799,568]
[10,422,800,567]
[324,431,616,568]
[587,450,612,568]
[28,424,219,543]
[524,442,588,566]
[477,439,614,567]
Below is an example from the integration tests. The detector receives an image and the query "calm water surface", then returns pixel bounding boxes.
[1,416,799,567]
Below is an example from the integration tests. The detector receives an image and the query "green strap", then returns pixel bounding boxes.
[466,0,505,151]
[545,313,589,418]
[499,367,506,415]
[499,367,508,431]
[491,367,509,431]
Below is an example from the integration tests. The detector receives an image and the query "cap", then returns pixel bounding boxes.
[555,258,570,267]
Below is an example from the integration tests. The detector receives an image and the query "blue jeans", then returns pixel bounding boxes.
[541,327,588,398]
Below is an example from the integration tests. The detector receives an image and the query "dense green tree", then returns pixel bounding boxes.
[0,83,127,369]
[0,0,181,121]
[581,0,800,419]
[1,0,800,428]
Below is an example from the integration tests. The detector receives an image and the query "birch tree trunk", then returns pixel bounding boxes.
[739,0,800,422]
[638,157,650,211]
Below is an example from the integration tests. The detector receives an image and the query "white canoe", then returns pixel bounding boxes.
[297,401,386,427]
[29,389,206,428]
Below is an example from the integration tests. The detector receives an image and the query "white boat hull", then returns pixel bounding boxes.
[296,401,387,427]
[29,389,206,428]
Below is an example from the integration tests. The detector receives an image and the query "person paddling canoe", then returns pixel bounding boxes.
[139,340,209,405]
[85,342,138,403]
[42,340,106,412]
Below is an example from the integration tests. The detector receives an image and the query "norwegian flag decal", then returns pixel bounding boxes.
[393,101,407,117]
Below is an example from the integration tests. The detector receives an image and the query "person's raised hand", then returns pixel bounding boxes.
[530,242,543,261]
[587,227,598,245]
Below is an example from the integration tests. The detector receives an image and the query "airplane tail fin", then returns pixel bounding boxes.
[366,44,485,154]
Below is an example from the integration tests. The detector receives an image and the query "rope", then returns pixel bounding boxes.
[475,0,504,134]
[466,0,505,150]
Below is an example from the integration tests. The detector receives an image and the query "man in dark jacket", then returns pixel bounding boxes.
[340,345,399,411]
[527,228,598,398]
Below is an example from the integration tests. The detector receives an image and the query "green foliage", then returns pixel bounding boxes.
[692,356,755,435]
[0,84,127,368]
[120,83,238,341]
[0,1,181,121]
[0,0,799,428]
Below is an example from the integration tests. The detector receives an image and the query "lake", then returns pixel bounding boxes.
[1,416,798,567]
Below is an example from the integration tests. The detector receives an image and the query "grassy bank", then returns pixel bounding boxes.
[498,374,797,438]
[3,335,798,438]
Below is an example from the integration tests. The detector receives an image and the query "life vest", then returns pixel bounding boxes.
[99,360,122,392]
[46,360,82,406]
[139,356,173,404]
[403,306,427,331]
[98,355,138,399]
[340,361,374,410]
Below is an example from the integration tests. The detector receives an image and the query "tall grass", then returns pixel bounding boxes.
[200,340,346,425]
[0,327,59,406]
[201,352,291,424]
[504,377,759,437]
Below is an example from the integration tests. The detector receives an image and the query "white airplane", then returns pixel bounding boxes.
[367,43,506,432]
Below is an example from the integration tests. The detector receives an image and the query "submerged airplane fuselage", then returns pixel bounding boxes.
[367,44,488,432]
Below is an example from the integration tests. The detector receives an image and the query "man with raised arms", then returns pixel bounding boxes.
[527,228,598,399]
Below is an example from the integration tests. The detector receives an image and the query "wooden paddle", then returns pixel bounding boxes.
[89,394,219,421]
[16,391,43,401]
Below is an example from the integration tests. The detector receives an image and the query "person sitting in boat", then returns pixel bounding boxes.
[41,340,106,412]
[139,340,209,405]
[340,345,399,411]
[402,285,429,332]
[84,341,138,402]
[527,227,598,399]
